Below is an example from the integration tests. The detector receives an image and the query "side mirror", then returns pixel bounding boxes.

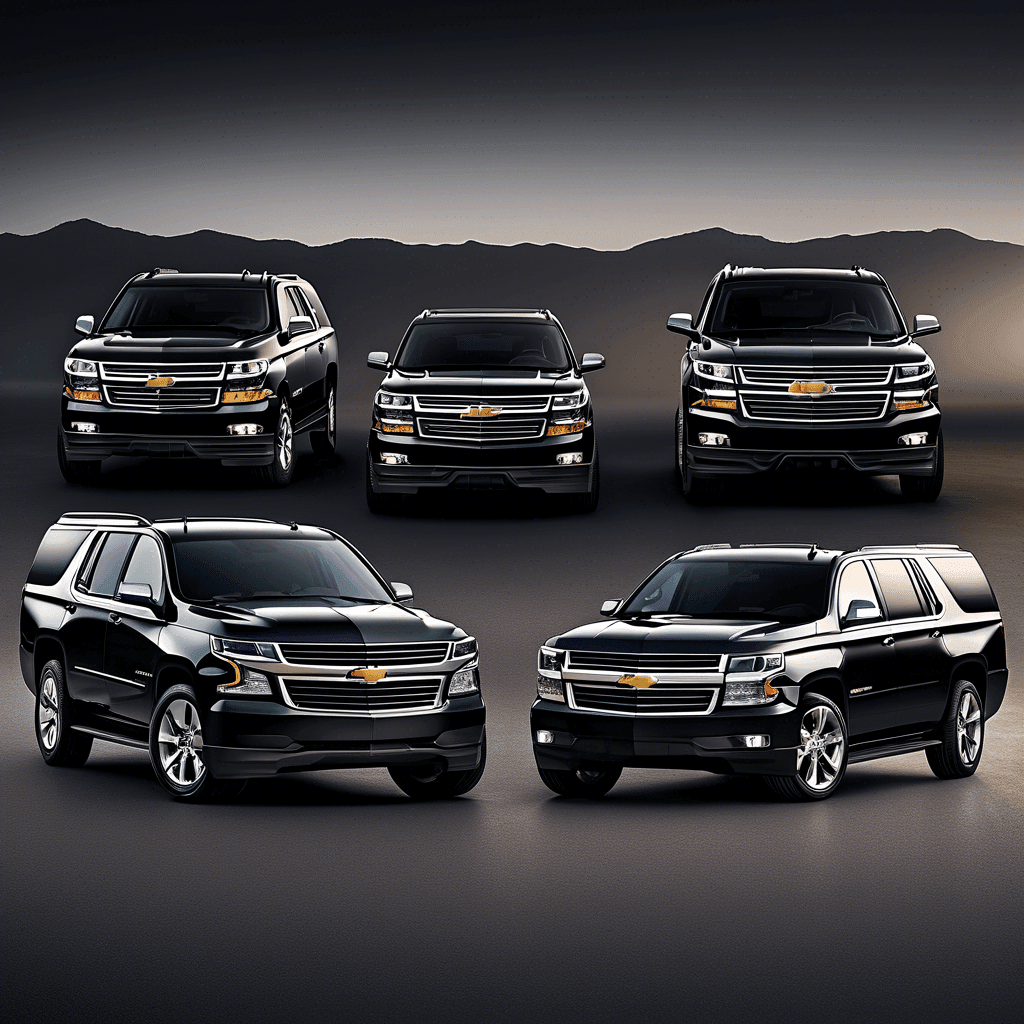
[666,312,700,342]
[367,350,391,371]
[75,315,94,336]
[911,314,941,338]
[600,599,621,616]
[117,581,154,606]
[391,582,414,605]
[580,352,606,373]
[287,315,315,338]
[841,598,881,627]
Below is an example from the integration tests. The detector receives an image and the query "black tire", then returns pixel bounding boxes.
[926,679,984,779]
[309,378,337,458]
[388,732,486,799]
[676,408,717,504]
[57,427,102,485]
[537,763,622,797]
[257,397,295,487]
[900,429,944,502]
[35,659,93,767]
[149,684,246,802]
[765,693,849,801]
[365,446,402,514]
[567,444,600,513]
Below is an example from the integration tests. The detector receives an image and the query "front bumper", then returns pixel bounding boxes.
[530,699,801,776]
[200,696,486,778]
[60,395,280,465]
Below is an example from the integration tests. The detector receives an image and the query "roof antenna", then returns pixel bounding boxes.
[807,543,819,560]
[289,521,299,531]
[182,515,188,534]
[850,265,863,275]
[241,269,250,279]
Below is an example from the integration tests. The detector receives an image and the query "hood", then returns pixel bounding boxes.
[700,334,927,367]
[69,332,273,362]
[187,598,463,644]
[380,368,583,399]
[551,616,811,653]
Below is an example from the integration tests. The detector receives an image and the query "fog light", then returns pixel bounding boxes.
[899,432,928,446]
[536,730,555,744]
[556,452,583,466]
[698,432,730,446]
[380,452,409,465]
[742,735,770,748]
[71,421,98,433]
[226,423,262,435]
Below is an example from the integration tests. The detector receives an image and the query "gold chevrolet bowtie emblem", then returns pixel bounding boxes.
[146,376,175,388]
[349,668,387,683]
[788,380,834,395]
[618,674,659,689]
[461,406,501,418]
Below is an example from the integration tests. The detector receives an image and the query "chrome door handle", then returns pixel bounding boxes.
[882,636,895,647]
[109,613,121,625]
[930,630,943,639]
[318,341,325,352]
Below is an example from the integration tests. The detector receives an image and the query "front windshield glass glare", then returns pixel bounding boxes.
[709,281,902,337]
[170,538,392,603]
[103,286,271,335]
[396,323,571,371]
[620,558,833,624]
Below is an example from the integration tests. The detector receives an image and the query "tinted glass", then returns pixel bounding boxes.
[397,323,571,371]
[837,561,882,623]
[27,528,90,586]
[871,559,925,619]
[103,286,270,334]
[170,538,392,603]
[121,536,165,600]
[287,287,316,325]
[709,280,902,336]
[929,556,998,613]
[620,558,832,624]
[85,533,136,597]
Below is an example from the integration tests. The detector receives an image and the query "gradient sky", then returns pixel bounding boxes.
[2,0,1021,248]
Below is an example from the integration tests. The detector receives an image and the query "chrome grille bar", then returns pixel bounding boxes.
[278,641,451,667]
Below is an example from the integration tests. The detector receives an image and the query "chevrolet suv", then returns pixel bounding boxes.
[21,513,486,801]
[59,270,339,486]
[364,308,605,512]
[531,543,1005,800]
[667,266,943,501]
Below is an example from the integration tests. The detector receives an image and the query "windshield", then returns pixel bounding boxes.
[170,538,392,603]
[620,558,833,624]
[102,286,271,335]
[396,322,571,372]
[709,280,903,337]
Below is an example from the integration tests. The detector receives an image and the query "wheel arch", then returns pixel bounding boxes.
[33,633,67,692]
[946,656,987,714]
[798,672,849,724]
[154,661,199,702]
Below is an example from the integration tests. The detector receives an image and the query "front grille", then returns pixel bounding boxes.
[99,362,226,381]
[103,385,221,408]
[281,676,443,714]
[278,641,450,667]
[737,365,892,387]
[570,682,719,716]
[566,651,722,673]
[418,416,547,441]
[739,392,889,422]
[414,395,550,413]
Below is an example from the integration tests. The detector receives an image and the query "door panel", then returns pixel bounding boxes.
[104,611,163,724]
[61,604,109,703]
[841,629,898,739]
[894,626,950,729]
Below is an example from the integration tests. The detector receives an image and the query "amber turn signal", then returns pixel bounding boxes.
[892,398,930,411]
[547,420,587,436]
[222,389,274,404]
[763,679,779,697]
[65,387,101,401]
[375,420,414,434]
[692,397,737,411]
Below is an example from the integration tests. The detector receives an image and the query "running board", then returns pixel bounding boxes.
[70,724,149,749]
[849,738,941,764]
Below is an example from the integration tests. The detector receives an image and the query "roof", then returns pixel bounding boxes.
[126,271,303,288]
[722,266,884,284]
[674,545,842,563]
[152,519,333,542]
[415,307,555,322]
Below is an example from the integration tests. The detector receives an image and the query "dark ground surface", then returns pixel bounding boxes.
[2,390,1022,1024]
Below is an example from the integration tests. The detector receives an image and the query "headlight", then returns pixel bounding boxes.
[552,387,589,409]
[727,654,784,674]
[449,667,479,696]
[227,359,269,378]
[64,357,97,375]
[217,665,273,695]
[538,646,565,675]
[453,637,477,659]
[211,637,279,660]
[375,390,412,408]
[722,679,780,706]
[695,361,734,381]
[896,359,934,381]
[536,675,565,702]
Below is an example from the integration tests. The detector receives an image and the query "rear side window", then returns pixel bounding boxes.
[871,559,925,619]
[929,556,998,613]
[27,528,90,586]
[82,533,136,597]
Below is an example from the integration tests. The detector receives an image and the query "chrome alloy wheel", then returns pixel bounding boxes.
[157,699,206,787]
[277,408,294,471]
[37,672,60,751]
[326,386,336,446]
[956,690,983,765]
[796,704,845,791]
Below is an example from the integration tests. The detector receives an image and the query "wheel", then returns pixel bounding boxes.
[57,426,102,485]
[365,446,402,514]
[388,732,486,799]
[257,397,295,486]
[537,763,622,797]
[900,429,944,502]
[676,408,717,503]
[926,680,984,779]
[567,444,600,513]
[35,659,93,767]
[149,684,245,801]
[309,378,337,458]
[766,694,848,801]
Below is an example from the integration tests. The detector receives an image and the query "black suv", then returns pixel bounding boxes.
[21,513,486,801]
[531,543,1006,800]
[59,270,339,486]
[667,266,943,501]
[364,308,605,512]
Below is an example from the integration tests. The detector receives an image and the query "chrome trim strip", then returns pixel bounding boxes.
[566,681,721,717]
[73,665,147,689]
[738,389,890,423]
[278,674,446,716]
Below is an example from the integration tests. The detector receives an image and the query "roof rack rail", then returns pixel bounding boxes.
[851,264,863,275]
[423,307,552,318]
[58,511,153,527]
[858,543,961,552]
[151,516,281,525]
[145,268,178,278]
[721,264,734,279]
[275,273,300,280]
[693,543,731,551]
[738,542,819,549]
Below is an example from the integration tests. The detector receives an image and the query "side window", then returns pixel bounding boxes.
[121,536,165,602]
[694,279,717,329]
[928,556,998,613]
[81,533,136,597]
[871,559,925,620]
[287,287,317,327]
[27,528,91,586]
[279,287,302,326]
[302,285,330,328]
[837,561,882,624]
[907,560,940,615]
